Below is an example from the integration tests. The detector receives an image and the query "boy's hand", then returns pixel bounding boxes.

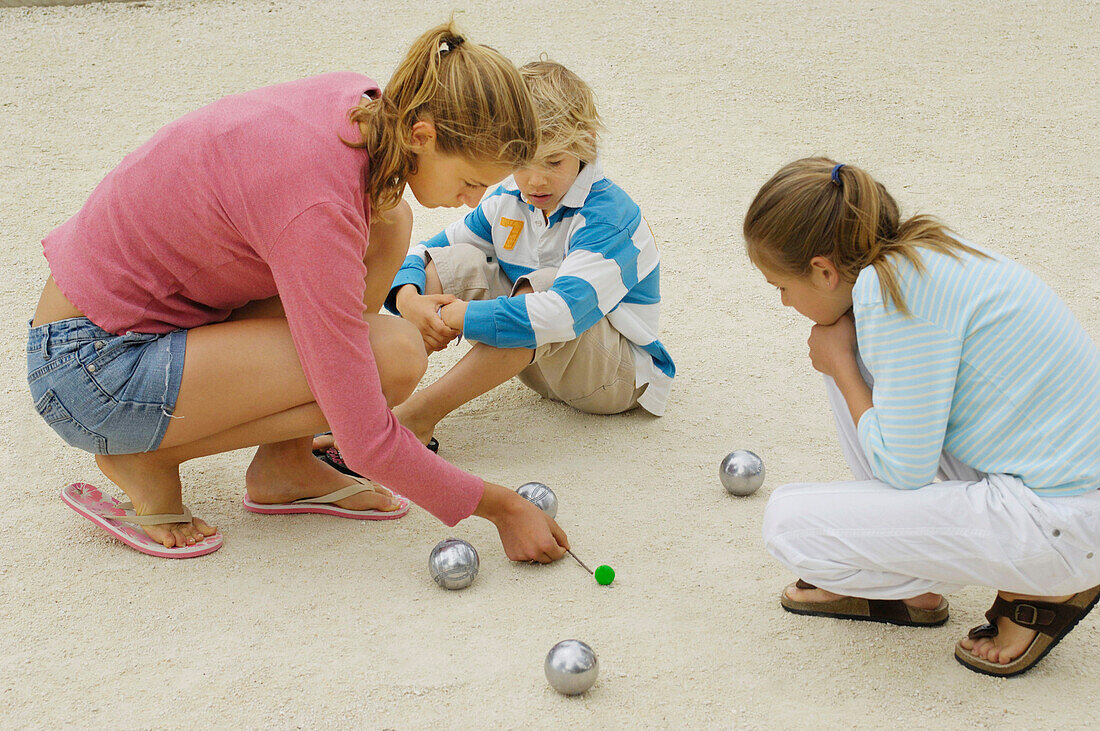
[439,300,469,332]
[808,312,858,377]
[474,483,569,563]
[396,285,460,352]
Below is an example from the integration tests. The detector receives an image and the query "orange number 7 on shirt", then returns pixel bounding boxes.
[500,217,524,250]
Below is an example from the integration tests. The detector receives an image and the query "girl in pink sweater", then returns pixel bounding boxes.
[28,22,569,562]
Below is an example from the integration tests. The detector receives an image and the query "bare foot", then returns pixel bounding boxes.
[391,403,438,446]
[246,439,401,512]
[95,453,218,548]
[785,584,944,611]
[958,591,1075,664]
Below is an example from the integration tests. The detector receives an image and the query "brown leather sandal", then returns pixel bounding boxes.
[954,585,1100,677]
[780,579,950,627]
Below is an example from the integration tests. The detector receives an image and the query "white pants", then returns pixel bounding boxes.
[762,366,1100,598]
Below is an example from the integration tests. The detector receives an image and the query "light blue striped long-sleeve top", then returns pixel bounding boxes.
[854,242,1100,496]
[386,159,675,415]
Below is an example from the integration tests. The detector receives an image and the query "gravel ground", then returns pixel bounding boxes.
[1,1,1097,727]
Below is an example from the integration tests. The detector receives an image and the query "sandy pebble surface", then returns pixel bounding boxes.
[1,1,1097,727]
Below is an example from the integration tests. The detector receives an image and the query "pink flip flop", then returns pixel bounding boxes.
[241,477,411,520]
[60,482,223,558]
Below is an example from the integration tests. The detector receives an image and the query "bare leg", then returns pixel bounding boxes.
[96,312,426,548]
[245,204,414,462]
[394,283,535,444]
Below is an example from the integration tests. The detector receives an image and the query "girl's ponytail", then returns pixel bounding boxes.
[744,157,986,315]
[347,21,539,214]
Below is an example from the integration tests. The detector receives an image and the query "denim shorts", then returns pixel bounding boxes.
[27,317,187,455]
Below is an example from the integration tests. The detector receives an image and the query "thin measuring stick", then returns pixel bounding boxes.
[566,549,594,575]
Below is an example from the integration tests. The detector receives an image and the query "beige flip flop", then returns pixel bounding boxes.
[242,477,410,520]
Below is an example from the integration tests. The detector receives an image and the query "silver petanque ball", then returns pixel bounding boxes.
[719,450,765,496]
[428,538,479,590]
[517,481,558,519]
[545,639,599,695]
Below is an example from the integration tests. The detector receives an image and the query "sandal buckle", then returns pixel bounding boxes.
[1013,604,1039,626]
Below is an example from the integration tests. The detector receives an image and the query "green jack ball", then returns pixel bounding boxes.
[594,565,615,585]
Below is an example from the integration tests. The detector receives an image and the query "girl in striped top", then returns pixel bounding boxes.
[744,157,1100,677]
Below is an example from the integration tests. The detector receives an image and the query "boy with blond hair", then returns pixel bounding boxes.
[385,60,674,446]
[318,61,673,464]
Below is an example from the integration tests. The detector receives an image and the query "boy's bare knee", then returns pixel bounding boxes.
[513,282,534,296]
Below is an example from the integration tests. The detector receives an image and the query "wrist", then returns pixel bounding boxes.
[443,301,467,331]
[473,482,516,525]
[832,362,863,392]
[828,349,859,379]
[833,363,873,423]
[395,284,419,314]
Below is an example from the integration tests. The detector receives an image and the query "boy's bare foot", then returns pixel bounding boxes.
[311,433,335,452]
[391,403,438,448]
[784,584,945,612]
[95,453,217,549]
[245,440,401,512]
[958,591,1075,664]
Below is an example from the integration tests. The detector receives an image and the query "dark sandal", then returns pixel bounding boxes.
[780,579,950,627]
[954,585,1100,677]
[313,446,360,477]
[314,439,439,478]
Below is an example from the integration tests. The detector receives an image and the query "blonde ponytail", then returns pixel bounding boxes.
[346,21,539,213]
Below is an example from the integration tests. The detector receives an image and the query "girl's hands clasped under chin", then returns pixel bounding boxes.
[808,311,873,426]
[807,312,858,378]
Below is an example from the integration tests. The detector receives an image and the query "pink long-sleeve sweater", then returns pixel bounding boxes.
[42,72,484,526]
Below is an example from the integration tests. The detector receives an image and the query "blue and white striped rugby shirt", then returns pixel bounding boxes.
[854,242,1100,496]
[387,160,675,415]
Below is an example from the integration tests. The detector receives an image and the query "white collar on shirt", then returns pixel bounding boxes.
[559,157,604,209]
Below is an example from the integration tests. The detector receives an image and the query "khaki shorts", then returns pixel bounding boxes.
[430,243,645,414]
